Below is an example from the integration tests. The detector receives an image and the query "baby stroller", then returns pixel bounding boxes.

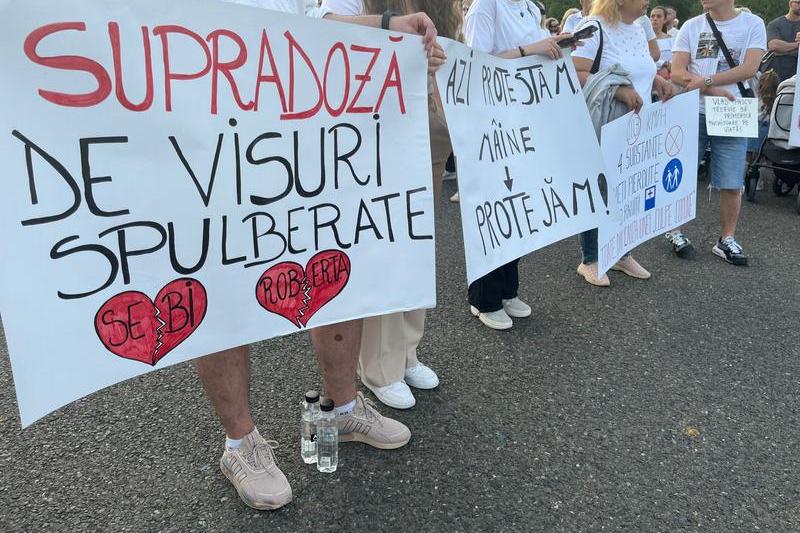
[745,75,800,214]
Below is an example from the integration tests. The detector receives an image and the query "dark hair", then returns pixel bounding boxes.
[651,6,668,34]
[363,0,462,40]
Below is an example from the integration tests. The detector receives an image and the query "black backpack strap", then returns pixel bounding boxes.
[705,12,753,97]
[589,19,604,75]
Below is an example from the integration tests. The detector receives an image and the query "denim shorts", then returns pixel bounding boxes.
[699,115,748,190]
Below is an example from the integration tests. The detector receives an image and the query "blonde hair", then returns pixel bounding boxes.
[589,0,622,25]
[560,7,579,30]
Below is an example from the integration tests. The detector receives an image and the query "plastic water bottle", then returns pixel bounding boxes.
[300,390,320,464]
[316,398,338,473]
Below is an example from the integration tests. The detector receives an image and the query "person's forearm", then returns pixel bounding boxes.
[323,13,381,27]
[671,67,697,88]
[768,39,798,55]
[710,64,759,87]
[649,40,660,62]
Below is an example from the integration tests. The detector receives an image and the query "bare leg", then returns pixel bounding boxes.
[719,189,742,237]
[195,346,254,439]
[311,320,362,406]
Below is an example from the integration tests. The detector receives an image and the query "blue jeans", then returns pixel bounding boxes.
[699,114,749,190]
[579,229,630,264]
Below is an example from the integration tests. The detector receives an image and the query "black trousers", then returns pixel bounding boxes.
[467,259,520,313]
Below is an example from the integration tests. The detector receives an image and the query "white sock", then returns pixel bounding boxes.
[226,436,243,449]
[335,399,356,417]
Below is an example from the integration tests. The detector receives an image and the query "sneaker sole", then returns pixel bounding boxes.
[712,246,748,266]
[610,265,651,279]
[469,306,512,330]
[220,459,292,511]
[339,432,411,450]
[405,378,440,390]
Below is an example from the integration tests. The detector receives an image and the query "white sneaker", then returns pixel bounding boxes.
[404,363,439,389]
[502,297,531,318]
[470,306,513,330]
[365,379,415,409]
[450,192,460,203]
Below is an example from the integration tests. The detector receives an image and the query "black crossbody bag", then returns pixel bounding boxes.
[589,20,604,75]
[705,13,754,98]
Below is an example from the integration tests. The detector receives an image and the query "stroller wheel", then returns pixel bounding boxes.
[774,177,791,197]
[745,167,759,202]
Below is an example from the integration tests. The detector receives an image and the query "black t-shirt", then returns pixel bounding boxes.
[767,15,800,81]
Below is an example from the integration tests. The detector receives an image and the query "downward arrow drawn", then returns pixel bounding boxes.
[504,166,514,192]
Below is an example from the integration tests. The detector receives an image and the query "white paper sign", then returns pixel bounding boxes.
[704,96,759,138]
[435,40,609,283]
[789,53,800,147]
[0,0,435,426]
[597,92,700,276]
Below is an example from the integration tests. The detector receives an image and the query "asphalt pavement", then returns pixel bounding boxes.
[1,174,800,532]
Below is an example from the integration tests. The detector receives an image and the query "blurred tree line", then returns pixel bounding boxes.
[545,0,787,24]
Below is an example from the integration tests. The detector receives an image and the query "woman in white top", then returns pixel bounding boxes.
[464,0,573,331]
[571,0,675,286]
[650,5,673,77]
[322,0,462,409]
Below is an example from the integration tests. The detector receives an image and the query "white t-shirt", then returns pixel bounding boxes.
[656,37,673,68]
[573,16,657,101]
[667,26,679,38]
[321,0,362,16]
[673,11,767,108]
[465,0,548,54]
[563,11,585,34]
[636,14,656,41]
[222,0,330,17]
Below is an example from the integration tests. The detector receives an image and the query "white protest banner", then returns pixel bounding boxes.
[704,96,759,138]
[597,92,700,276]
[790,53,800,147]
[434,41,609,283]
[0,0,435,426]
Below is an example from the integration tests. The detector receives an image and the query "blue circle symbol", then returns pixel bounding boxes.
[662,158,683,193]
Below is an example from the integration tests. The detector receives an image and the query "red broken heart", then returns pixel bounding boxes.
[256,250,351,328]
[94,278,207,366]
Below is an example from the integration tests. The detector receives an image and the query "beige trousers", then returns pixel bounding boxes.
[358,89,452,388]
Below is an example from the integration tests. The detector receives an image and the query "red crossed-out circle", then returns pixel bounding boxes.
[666,125,684,157]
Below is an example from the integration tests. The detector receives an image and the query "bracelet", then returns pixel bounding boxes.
[381,10,399,30]
[519,46,527,57]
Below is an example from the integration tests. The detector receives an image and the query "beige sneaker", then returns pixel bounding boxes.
[219,428,292,511]
[577,262,610,287]
[337,392,411,449]
[612,256,651,279]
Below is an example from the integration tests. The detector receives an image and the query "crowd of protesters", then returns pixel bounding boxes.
[165,0,777,513]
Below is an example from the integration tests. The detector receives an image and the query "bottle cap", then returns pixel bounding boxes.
[320,398,335,412]
[305,390,320,403]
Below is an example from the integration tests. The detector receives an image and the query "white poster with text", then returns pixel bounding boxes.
[435,40,609,283]
[0,0,435,426]
[704,97,758,138]
[597,92,700,276]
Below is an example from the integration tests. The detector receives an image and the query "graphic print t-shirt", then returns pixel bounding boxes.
[673,11,766,111]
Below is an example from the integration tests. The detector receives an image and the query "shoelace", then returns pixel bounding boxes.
[722,237,743,255]
[359,396,381,424]
[670,232,688,246]
[243,439,279,470]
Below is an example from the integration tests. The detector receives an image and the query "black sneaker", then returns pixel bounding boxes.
[712,237,748,266]
[665,232,695,258]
